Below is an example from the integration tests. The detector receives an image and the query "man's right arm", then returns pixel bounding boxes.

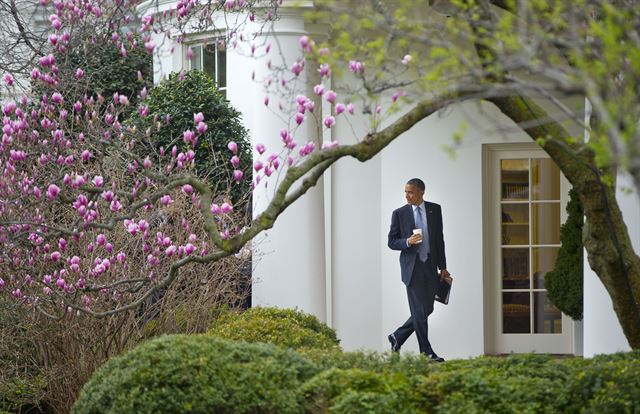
[388,209,409,251]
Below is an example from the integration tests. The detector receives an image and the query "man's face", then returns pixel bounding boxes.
[405,184,424,206]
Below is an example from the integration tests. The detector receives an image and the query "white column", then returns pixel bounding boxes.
[229,10,327,321]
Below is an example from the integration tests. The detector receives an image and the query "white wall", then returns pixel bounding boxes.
[328,99,534,356]
[583,173,638,356]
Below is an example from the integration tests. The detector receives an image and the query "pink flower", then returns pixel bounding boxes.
[254,160,264,172]
[75,68,84,79]
[165,245,177,257]
[348,60,365,74]
[81,150,92,162]
[196,121,207,134]
[118,95,129,106]
[210,203,222,214]
[231,155,240,168]
[322,140,340,150]
[221,202,233,213]
[295,112,305,125]
[3,74,14,86]
[194,112,204,123]
[335,103,345,114]
[233,170,243,182]
[96,234,106,246]
[256,143,266,154]
[291,60,305,76]
[145,41,155,53]
[183,129,195,144]
[0,278,4,289]
[143,157,152,169]
[92,175,104,187]
[347,103,355,115]
[160,195,173,206]
[318,63,331,78]
[264,95,269,106]
[50,251,61,262]
[110,200,122,211]
[401,54,412,65]
[323,116,335,128]
[182,184,194,195]
[46,184,60,200]
[299,35,310,50]
[228,141,238,154]
[313,84,324,96]
[325,90,337,103]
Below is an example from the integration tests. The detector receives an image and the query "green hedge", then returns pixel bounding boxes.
[545,188,584,320]
[128,70,252,204]
[74,307,640,414]
[71,335,317,414]
[208,307,340,351]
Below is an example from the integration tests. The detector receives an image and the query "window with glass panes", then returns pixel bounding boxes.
[188,38,227,97]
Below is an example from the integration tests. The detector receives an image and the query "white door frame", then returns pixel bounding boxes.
[482,143,575,354]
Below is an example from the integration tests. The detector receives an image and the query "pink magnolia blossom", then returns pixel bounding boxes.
[325,90,337,103]
[75,68,84,79]
[335,103,345,114]
[227,141,238,154]
[233,170,243,182]
[347,103,355,115]
[46,184,60,200]
[348,60,365,74]
[231,155,240,168]
[313,84,324,96]
[295,112,305,125]
[160,195,173,206]
[182,184,194,195]
[318,63,331,78]
[92,175,104,187]
[256,143,266,154]
[323,116,335,128]
[194,112,204,123]
[3,73,14,86]
[210,203,222,214]
[221,202,233,213]
[291,60,305,76]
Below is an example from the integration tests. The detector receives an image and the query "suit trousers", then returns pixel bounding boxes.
[393,255,438,354]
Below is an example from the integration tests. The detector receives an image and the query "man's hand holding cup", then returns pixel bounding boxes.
[408,228,423,245]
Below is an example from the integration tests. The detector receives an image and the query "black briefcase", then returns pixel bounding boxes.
[435,275,453,305]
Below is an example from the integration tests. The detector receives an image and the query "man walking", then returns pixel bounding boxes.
[387,178,450,362]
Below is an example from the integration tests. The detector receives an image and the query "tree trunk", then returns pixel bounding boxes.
[488,95,640,349]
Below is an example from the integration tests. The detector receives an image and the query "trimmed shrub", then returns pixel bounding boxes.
[127,70,252,204]
[71,335,318,414]
[545,188,584,320]
[301,368,425,414]
[208,307,340,351]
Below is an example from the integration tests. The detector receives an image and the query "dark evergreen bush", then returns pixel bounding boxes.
[208,307,340,351]
[127,70,252,204]
[71,335,317,414]
[545,188,584,320]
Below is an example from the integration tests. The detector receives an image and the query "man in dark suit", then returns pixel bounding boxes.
[387,178,450,362]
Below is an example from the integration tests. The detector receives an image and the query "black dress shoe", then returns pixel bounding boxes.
[425,353,445,362]
[388,333,401,352]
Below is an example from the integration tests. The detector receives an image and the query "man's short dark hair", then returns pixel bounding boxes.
[406,178,425,191]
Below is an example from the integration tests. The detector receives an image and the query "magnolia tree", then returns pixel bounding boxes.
[1,0,640,349]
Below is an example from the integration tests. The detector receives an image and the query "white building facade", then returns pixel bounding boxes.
[150,2,638,358]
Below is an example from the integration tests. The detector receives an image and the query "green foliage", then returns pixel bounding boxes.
[545,189,584,320]
[71,335,318,414]
[128,70,251,203]
[207,307,340,351]
[0,375,48,414]
[34,36,152,110]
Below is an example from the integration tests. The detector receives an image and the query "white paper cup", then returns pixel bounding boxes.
[413,228,422,243]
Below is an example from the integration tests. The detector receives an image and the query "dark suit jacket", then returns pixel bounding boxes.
[388,201,447,286]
